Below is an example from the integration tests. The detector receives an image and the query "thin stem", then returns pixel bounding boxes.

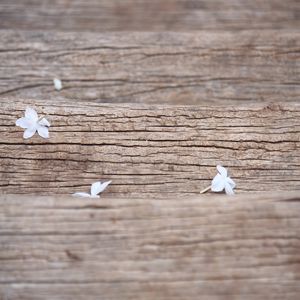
[200,185,211,194]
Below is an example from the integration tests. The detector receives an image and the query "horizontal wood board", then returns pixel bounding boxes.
[0,192,300,299]
[0,30,299,105]
[0,98,299,197]
[0,0,299,31]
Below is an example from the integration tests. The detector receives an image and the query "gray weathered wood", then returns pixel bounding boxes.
[0,0,299,31]
[0,30,299,105]
[0,192,300,299]
[0,98,299,197]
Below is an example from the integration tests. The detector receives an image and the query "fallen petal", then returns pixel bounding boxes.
[225,183,235,195]
[91,182,102,197]
[211,174,225,192]
[37,125,49,139]
[227,177,236,188]
[23,127,37,139]
[16,117,32,129]
[53,78,62,91]
[72,192,92,198]
[98,181,112,194]
[217,165,227,177]
[25,107,38,122]
[39,117,50,127]
[91,181,111,196]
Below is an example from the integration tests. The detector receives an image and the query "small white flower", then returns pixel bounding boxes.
[53,78,62,91]
[16,107,50,139]
[73,181,111,198]
[211,165,236,195]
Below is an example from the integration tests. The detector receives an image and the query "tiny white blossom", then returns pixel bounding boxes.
[16,107,50,139]
[73,181,111,198]
[211,165,236,195]
[53,78,62,91]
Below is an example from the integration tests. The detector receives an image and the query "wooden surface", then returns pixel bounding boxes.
[1,98,299,197]
[0,30,299,105]
[0,0,299,31]
[0,192,300,300]
[1,2,299,299]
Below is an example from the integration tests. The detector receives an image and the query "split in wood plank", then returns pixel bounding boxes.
[0,30,299,105]
[0,192,300,299]
[0,98,299,197]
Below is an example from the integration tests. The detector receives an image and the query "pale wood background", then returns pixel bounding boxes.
[0,0,299,31]
[1,192,300,300]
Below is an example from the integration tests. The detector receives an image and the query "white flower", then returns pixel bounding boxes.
[53,78,62,91]
[16,107,50,139]
[211,165,236,195]
[73,181,111,198]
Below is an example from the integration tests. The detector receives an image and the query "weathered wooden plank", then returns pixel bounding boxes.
[0,0,299,31]
[0,98,299,197]
[0,192,300,299]
[0,30,299,105]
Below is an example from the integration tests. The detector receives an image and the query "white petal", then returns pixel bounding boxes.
[37,125,49,139]
[23,127,37,139]
[38,117,50,127]
[91,182,101,196]
[91,180,111,196]
[25,107,38,122]
[225,183,235,195]
[217,165,227,177]
[98,181,112,193]
[211,174,225,192]
[53,78,62,91]
[72,192,92,198]
[227,177,236,188]
[16,117,32,129]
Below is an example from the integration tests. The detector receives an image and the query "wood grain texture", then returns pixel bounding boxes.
[0,192,300,300]
[0,98,299,197]
[0,30,299,105]
[0,0,299,31]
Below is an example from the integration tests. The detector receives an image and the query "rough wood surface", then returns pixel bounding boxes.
[0,192,300,300]
[0,0,299,31]
[1,98,299,197]
[0,30,299,105]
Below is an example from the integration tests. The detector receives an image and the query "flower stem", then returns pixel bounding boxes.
[200,185,211,194]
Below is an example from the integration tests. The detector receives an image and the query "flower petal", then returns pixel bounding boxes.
[225,183,235,195]
[97,181,111,193]
[211,174,225,192]
[25,107,38,122]
[72,192,92,198]
[91,181,111,196]
[217,165,227,177]
[38,117,50,127]
[23,127,37,139]
[37,125,49,139]
[227,177,236,188]
[53,78,62,91]
[16,117,32,129]
[91,182,101,196]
